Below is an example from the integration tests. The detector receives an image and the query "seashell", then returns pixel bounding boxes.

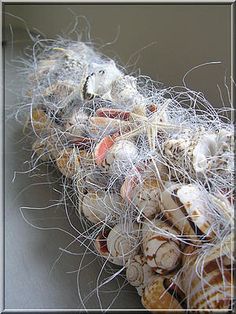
[121,177,162,219]
[95,138,138,174]
[163,128,233,180]
[125,254,156,296]
[181,245,233,309]
[89,116,129,137]
[32,139,52,162]
[81,190,122,225]
[160,182,214,240]
[56,148,81,178]
[83,60,122,100]
[142,219,182,274]
[141,275,186,310]
[95,223,141,266]
[95,107,131,121]
[31,108,52,135]
[110,75,145,107]
[65,109,89,137]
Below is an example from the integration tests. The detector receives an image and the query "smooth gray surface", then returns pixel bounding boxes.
[3,4,232,311]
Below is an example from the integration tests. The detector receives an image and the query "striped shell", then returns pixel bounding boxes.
[65,109,89,137]
[181,245,232,310]
[142,219,182,274]
[141,275,186,310]
[81,191,122,225]
[126,254,156,296]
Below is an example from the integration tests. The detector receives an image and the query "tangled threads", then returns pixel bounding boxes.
[18,36,234,310]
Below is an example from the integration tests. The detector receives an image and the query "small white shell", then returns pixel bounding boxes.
[125,255,156,296]
[65,110,89,137]
[142,219,182,274]
[102,140,138,174]
[95,223,141,266]
[81,191,122,225]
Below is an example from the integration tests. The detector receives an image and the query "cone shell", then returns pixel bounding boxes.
[142,219,182,274]
[141,275,185,310]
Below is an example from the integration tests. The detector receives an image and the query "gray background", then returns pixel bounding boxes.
[3,3,232,310]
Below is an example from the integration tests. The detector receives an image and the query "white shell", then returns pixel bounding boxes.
[160,182,214,239]
[95,223,141,266]
[83,60,122,100]
[129,178,162,219]
[142,219,181,274]
[106,223,141,263]
[81,191,122,224]
[125,255,156,296]
[102,140,138,174]
[65,109,89,136]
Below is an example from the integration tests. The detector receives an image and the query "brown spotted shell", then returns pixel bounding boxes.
[56,148,81,178]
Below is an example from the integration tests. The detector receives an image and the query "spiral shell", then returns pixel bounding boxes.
[125,255,156,296]
[95,223,141,266]
[181,245,233,309]
[141,275,186,310]
[81,191,122,224]
[142,219,182,274]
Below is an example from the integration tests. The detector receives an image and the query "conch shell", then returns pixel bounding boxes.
[142,219,182,274]
[95,223,141,266]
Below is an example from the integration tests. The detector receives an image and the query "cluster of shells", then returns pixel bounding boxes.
[21,38,234,310]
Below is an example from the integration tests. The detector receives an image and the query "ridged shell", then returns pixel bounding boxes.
[141,275,185,310]
[65,109,89,137]
[142,219,182,274]
[125,255,156,296]
[181,245,233,309]
[81,191,122,224]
